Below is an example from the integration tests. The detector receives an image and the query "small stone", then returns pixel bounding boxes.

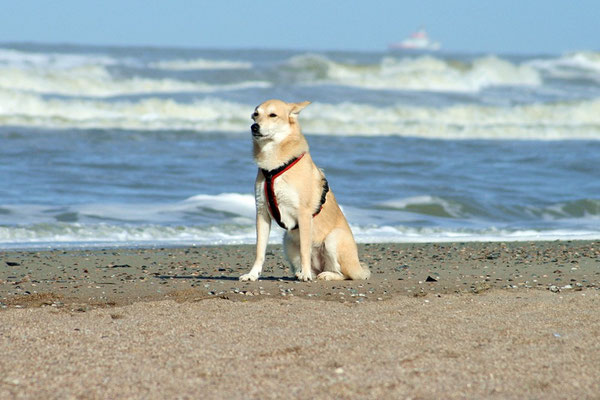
[335,368,344,374]
[549,285,560,293]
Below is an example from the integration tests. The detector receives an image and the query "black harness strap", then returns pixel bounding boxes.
[261,153,329,231]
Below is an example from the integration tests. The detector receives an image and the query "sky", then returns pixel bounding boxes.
[1,0,599,54]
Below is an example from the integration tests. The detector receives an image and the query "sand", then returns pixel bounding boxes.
[1,241,600,399]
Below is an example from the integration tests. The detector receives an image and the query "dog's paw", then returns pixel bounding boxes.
[317,271,344,281]
[295,270,314,282]
[239,273,259,282]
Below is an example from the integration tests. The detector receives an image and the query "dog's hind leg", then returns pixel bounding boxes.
[324,228,370,280]
[317,230,345,281]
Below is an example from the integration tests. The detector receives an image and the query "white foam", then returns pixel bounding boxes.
[287,54,541,92]
[350,225,600,244]
[0,93,252,131]
[0,65,270,97]
[0,48,120,69]
[0,223,258,247]
[2,194,600,249]
[2,222,598,250]
[0,48,261,96]
[0,193,256,226]
[183,193,256,218]
[150,58,252,71]
[528,51,600,82]
[0,193,261,248]
[378,196,464,218]
[2,92,600,139]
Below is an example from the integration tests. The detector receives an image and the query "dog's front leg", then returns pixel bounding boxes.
[239,208,271,281]
[295,209,314,281]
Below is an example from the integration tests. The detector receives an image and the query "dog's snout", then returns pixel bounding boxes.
[251,123,260,135]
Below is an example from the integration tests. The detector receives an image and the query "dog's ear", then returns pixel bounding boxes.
[289,101,311,119]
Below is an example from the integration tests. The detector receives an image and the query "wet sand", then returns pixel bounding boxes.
[1,241,600,398]
[2,241,599,308]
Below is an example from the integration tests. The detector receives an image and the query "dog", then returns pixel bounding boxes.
[239,99,370,281]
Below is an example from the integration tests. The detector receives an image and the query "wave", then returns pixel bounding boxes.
[350,225,600,244]
[2,47,599,99]
[0,193,256,226]
[2,194,599,249]
[377,196,600,221]
[0,48,120,69]
[1,222,598,249]
[528,51,600,83]
[0,47,261,97]
[0,65,269,97]
[0,47,252,71]
[150,58,252,71]
[0,193,258,248]
[0,223,258,248]
[0,49,550,98]
[2,92,600,139]
[283,54,542,92]
[0,93,250,131]
[378,196,466,218]
[4,195,597,229]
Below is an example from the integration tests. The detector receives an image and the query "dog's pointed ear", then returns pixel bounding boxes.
[289,101,311,119]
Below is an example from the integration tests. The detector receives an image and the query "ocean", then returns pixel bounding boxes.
[1,43,599,249]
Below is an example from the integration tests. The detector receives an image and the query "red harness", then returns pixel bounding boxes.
[261,153,329,230]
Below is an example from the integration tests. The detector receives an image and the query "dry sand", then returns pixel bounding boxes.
[1,241,600,399]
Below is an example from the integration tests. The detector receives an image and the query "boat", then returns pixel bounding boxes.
[388,28,441,51]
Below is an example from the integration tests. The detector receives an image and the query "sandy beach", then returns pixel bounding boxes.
[2,241,600,398]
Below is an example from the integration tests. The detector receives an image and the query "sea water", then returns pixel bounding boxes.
[0,43,599,249]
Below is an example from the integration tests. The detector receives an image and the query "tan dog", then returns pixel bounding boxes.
[239,99,370,281]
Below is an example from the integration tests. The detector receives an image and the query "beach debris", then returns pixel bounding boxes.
[425,275,438,282]
[6,261,20,266]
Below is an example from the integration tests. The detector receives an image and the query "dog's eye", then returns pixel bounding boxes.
[269,113,277,118]
[252,112,259,118]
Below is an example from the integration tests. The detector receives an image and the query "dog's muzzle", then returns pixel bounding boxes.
[251,123,261,137]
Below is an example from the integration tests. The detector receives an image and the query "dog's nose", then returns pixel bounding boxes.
[251,123,260,134]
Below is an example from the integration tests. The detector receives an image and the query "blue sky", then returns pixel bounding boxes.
[2,0,598,54]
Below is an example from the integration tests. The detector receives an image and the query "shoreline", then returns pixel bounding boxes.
[2,240,599,309]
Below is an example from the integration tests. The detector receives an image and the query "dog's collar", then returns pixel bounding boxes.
[261,153,329,231]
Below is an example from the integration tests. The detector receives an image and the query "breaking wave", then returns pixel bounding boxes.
[150,58,252,71]
[2,91,600,139]
[377,197,600,221]
[1,194,599,249]
[2,223,598,249]
[0,65,269,97]
[527,51,600,83]
[0,48,120,69]
[283,54,542,92]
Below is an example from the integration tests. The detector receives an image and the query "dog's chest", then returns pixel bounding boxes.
[256,177,299,228]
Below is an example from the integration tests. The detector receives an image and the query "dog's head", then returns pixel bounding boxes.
[251,99,310,141]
